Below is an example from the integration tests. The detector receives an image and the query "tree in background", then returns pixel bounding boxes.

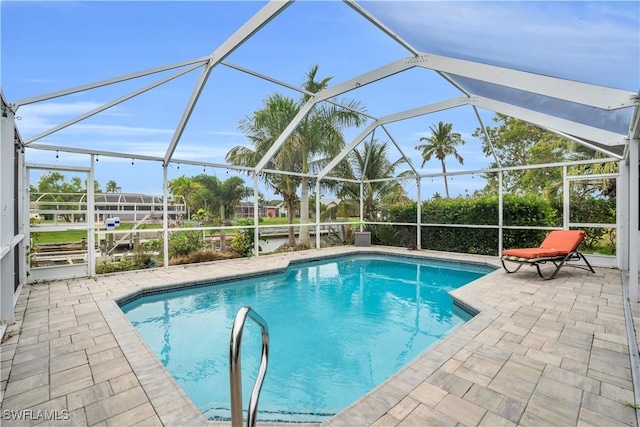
[190,174,219,216]
[339,140,410,220]
[472,114,570,196]
[32,172,99,222]
[216,177,252,220]
[416,121,465,198]
[472,113,617,253]
[294,65,366,247]
[168,175,202,220]
[167,174,252,251]
[212,176,251,251]
[105,180,121,193]
[228,64,366,248]
[227,94,301,246]
[567,145,618,198]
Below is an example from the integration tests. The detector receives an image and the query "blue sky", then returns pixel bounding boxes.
[2,1,638,201]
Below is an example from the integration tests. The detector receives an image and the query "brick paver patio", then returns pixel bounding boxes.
[1,247,637,426]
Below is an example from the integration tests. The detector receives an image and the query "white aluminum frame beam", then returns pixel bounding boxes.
[25,63,203,144]
[376,97,465,125]
[414,53,636,110]
[315,90,623,181]
[24,162,91,173]
[87,156,96,276]
[474,97,627,146]
[254,101,317,172]
[163,0,292,165]
[342,0,420,56]
[317,123,376,181]
[318,97,466,180]
[417,156,618,179]
[549,130,624,160]
[365,176,414,184]
[472,106,502,168]
[26,143,255,172]
[344,2,479,102]
[221,61,378,121]
[380,125,419,176]
[618,160,629,270]
[629,136,639,302]
[566,172,618,181]
[255,56,418,172]
[162,165,169,268]
[1,100,16,325]
[13,56,209,108]
[361,129,376,180]
[628,102,640,301]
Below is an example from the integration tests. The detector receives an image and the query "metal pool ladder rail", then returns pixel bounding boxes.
[229,306,269,427]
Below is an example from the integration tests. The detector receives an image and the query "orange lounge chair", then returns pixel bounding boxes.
[501,230,595,280]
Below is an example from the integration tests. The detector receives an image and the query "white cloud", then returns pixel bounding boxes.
[21,78,56,84]
[20,102,105,117]
[70,123,173,136]
[205,130,244,137]
[16,101,175,139]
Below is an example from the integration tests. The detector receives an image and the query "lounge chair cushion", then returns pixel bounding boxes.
[500,229,595,280]
[501,248,561,259]
[538,230,585,252]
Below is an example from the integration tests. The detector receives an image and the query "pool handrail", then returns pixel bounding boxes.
[229,306,270,427]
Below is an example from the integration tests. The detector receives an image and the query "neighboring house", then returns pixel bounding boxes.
[277,198,340,219]
[94,193,186,222]
[29,192,186,223]
[320,198,339,210]
[276,201,288,218]
[234,202,280,219]
[29,193,186,222]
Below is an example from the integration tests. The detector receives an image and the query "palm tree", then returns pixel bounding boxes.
[191,174,219,216]
[227,94,302,246]
[216,177,252,251]
[228,65,366,247]
[340,140,409,220]
[105,180,120,193]
[416,121,465,198]
[567,143,618,198]
[295,65,366,247]
[168,175,202,220]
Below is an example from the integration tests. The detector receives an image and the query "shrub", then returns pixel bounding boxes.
[95,253,155,275]
[385,195,556,255]
[551,196,616,251]
[170,249,240,266]
[168,230,204,258]
[144,238,162,252]
[365,223,415,248]
[230,219,263,257]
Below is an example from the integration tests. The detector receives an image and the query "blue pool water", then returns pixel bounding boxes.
[120,255,493,422]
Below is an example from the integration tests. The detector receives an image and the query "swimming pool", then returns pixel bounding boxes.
[120,254,493,422]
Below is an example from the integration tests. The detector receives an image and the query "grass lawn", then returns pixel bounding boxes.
[32,216,362,244]
[32,230,88,244]
[33,222,164,244]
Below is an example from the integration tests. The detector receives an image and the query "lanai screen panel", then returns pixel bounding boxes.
[360,1,640,89]
[449,75,634,138]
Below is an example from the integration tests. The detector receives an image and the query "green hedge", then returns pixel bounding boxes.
[383,195,556,255]
[96,253,155,274]
[551,196,616,252]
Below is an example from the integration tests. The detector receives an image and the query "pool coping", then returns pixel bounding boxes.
[99,246,502,426]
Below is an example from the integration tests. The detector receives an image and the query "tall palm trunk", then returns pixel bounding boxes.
[286,195,296,246]
[299,176,310,247]
[441,160,450,198]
